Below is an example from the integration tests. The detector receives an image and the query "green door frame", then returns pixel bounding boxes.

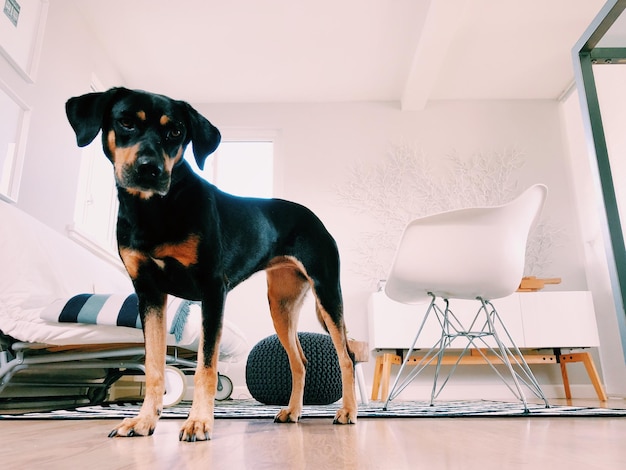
[573,0,626,361]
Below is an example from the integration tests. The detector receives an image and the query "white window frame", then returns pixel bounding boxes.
[185,128,277,199]
[68,77,122,267]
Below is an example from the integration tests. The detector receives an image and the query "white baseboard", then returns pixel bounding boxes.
[379,383,601,402]
[213,383,603,403]
[111,378,605,405]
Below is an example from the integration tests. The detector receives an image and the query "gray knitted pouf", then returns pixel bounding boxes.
[245,332,342,405]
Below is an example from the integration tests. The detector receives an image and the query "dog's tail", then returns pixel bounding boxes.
[314,303,356,365]
[315,304,328,334]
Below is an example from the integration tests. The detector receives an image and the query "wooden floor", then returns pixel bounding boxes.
[1,399,625,469]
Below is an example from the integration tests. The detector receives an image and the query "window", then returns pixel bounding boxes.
[0,83,30,202]
[184,140,274,198]
[70,126,120,266]
[70,122,275,261]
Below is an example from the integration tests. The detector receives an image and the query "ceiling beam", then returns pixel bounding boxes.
[401,0,468,111]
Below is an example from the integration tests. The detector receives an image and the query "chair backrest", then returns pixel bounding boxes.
[384,184,548,304]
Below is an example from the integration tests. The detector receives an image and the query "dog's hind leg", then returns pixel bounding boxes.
[315,300,358,424]
[266,265,310,423]
[312,280,358,425]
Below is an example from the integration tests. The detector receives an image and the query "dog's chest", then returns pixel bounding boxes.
[150,234,201,267]
[119,233,201,278]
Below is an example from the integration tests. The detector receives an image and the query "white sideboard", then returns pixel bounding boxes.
[368,290,601,351]
[368,290,607,401]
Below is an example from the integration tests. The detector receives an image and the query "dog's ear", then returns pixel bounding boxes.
[183,103,221,170]
[65,87,129,147]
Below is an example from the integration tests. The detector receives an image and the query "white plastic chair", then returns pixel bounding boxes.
[383,184,550,412]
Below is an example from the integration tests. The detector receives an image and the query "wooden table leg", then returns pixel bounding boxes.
[371,353,402,401]
[560,352,608,401]
[371,355,384,401]
[560,360,572,399]
[380,353,394,402]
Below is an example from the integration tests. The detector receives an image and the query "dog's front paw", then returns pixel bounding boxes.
[333,407,357,425]
[108,415,158,438]
[179,417,213,442]
[274,407,301,423]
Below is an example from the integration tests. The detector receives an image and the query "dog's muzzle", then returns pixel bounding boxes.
[136,156,164,180]
[120,155,171,196]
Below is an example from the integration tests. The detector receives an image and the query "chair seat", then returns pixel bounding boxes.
[385,184,548,304]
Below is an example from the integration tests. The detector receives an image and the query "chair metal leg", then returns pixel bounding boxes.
[481,299,550,408]
[428,299,445,404]
[430,299,466,404]
[384,295,439,410]
[383,295,550,411]
[480,299,531,411]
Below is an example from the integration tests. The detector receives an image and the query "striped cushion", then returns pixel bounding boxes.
[40,294,194,342]
[56,293,142,328]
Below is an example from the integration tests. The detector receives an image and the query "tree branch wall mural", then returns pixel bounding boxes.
[335,143,563,287]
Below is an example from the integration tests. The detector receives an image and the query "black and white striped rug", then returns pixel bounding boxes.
[2,399,625,420]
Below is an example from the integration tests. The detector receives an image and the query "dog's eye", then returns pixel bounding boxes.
[119,118,135,130]
[168,129,182,139]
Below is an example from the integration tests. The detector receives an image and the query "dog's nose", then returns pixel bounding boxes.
[136,156,164,179]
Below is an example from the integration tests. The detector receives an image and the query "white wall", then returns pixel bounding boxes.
[197,100,593,397]
[1,0,123,232]
[2,0,615,400]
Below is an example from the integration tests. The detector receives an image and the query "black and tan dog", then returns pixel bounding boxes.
[65,87,357,441]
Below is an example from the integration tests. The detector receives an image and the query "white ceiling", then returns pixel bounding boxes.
[72,0,606,109]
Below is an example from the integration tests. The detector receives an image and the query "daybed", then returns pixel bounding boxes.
[0,200,245,410]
